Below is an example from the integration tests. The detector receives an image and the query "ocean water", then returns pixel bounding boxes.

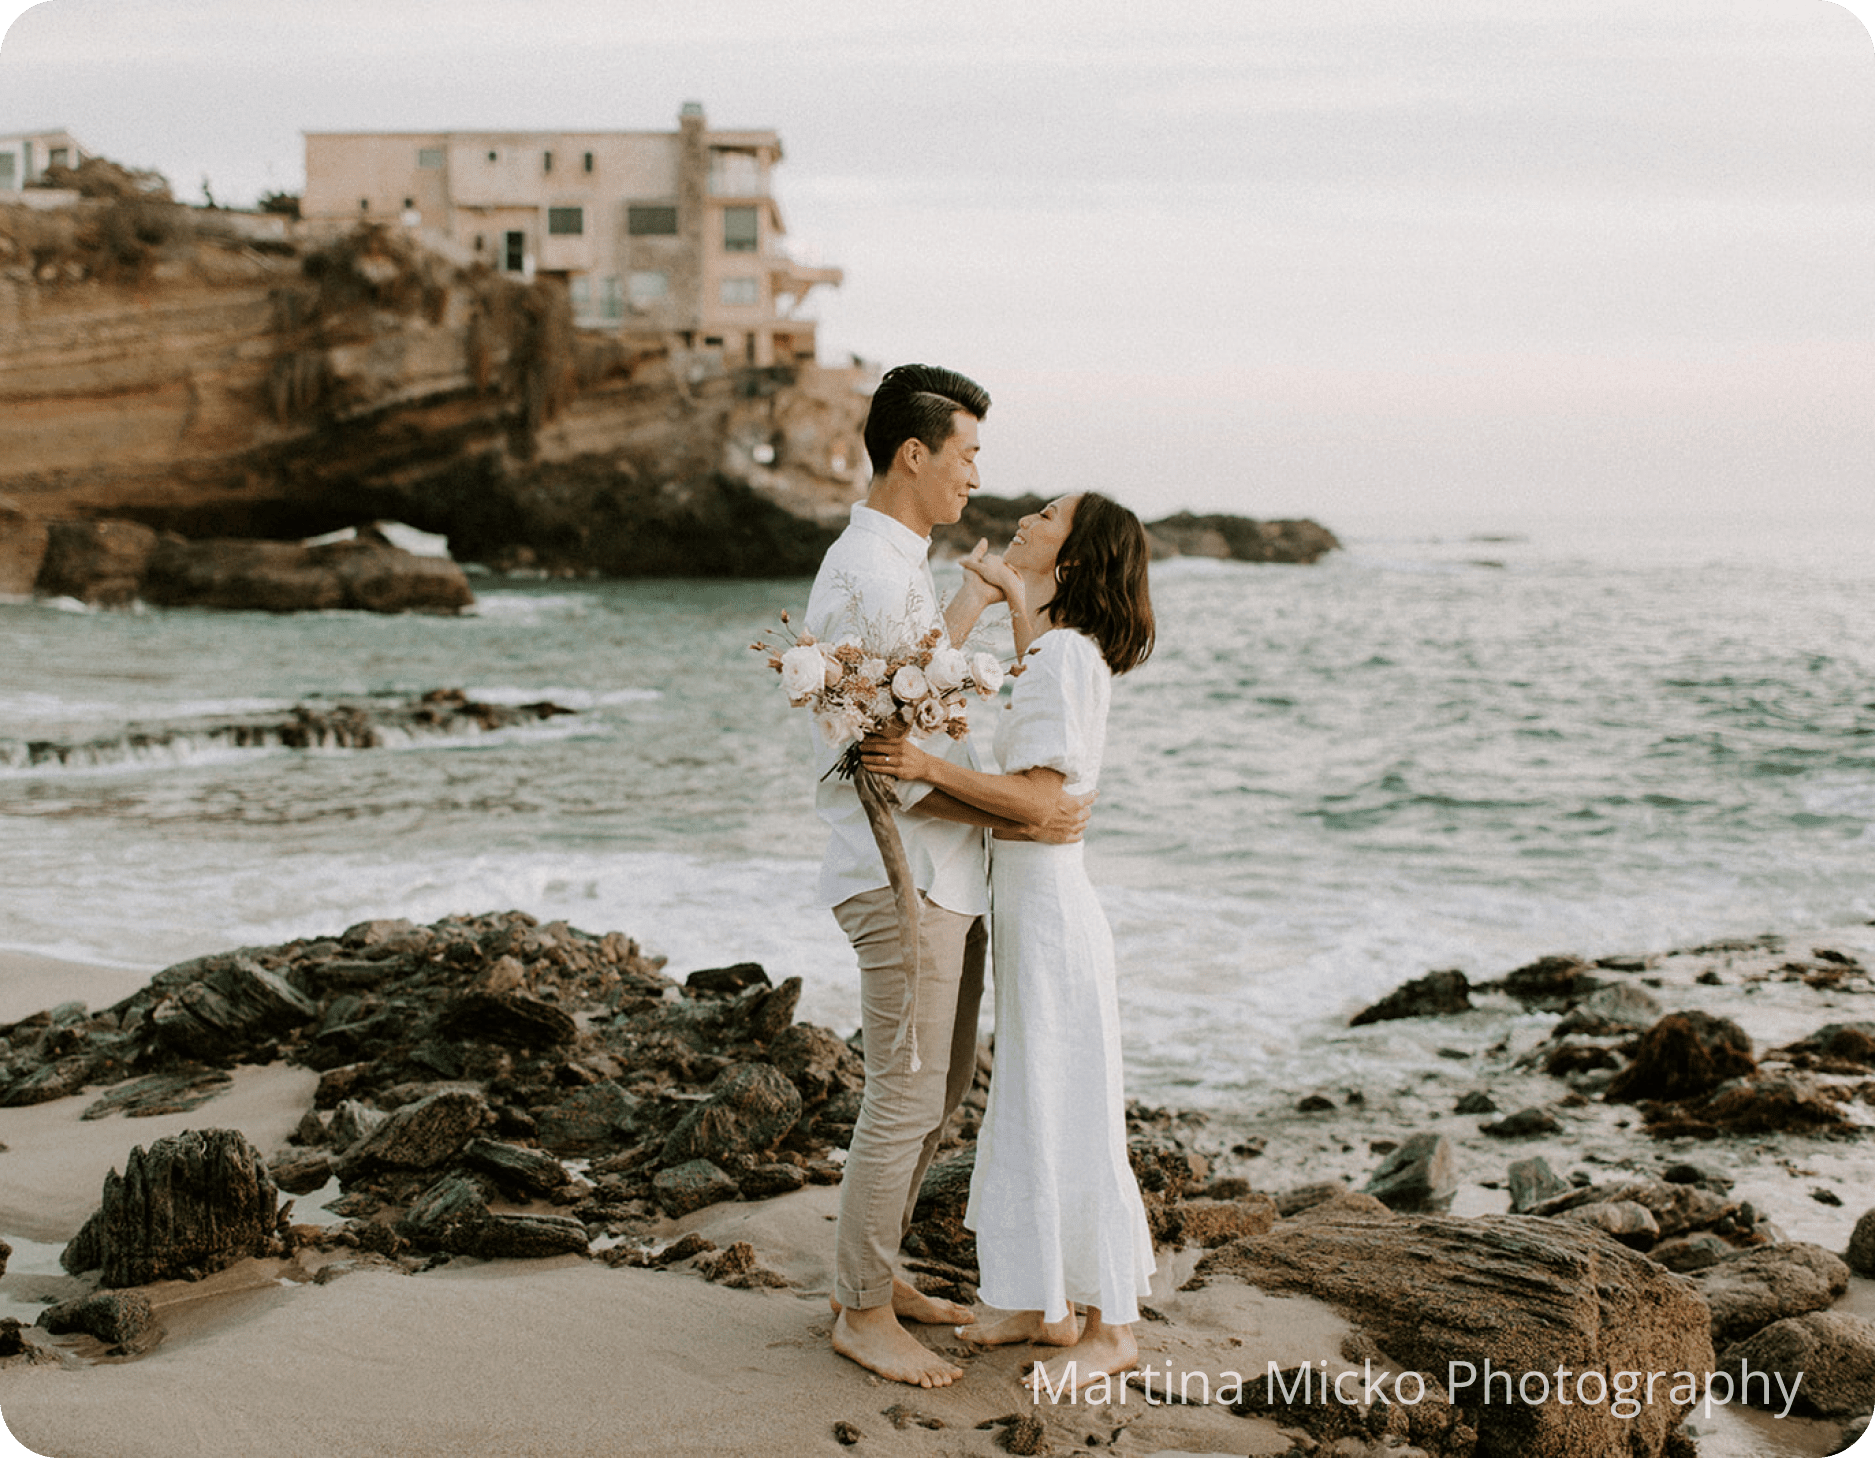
[2,511,1871,1112]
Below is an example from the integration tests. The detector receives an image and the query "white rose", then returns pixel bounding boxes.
[925,646,968,693]
[860,656,888,684]
[780,644,825,703]
[823,655,845,688]
[914,698,947,733]
[891,664,929,701]
[970,652,1005,695]
[816,707,859,749]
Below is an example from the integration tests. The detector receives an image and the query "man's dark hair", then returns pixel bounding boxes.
[862,364,990,476]
[1050,492,1156,675]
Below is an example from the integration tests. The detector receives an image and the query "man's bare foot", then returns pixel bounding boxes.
[831,1305,965,1388]
[955,1308,1080,1347]
[829,1275,974,1327]
[1026,1318,1138,1392]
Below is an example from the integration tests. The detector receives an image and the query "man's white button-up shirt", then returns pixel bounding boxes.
[804,505,989,915]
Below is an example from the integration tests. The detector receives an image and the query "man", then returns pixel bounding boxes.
[806,363,1090,1387]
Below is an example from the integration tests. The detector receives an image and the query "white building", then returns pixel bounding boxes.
[302,103,842,367]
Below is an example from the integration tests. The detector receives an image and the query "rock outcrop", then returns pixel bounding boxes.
[2,205,871,581]
[934,493,1340,566]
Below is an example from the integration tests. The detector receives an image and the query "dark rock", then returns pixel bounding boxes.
[1557,1200,1659,1249]
[766,1022,865,1103]
[1661,1161,1734,1191]
[651,1159,739,1218]
[1550,983,1665,1037]
[0,1238,8,1278]
[1645,1071,1852,1137]
[1173,1195,1278,1248]
[1505,1156,1569,1214]
[41,1289,163,1354]
[1527,1178,1732,1240]
[684,963,770,996]
[1140,511,1340,565]
[737,1162,808,1199]
[68,1128,281,1287]
[660,1063,801,1164]
[268,1150,334,1195]
[1719,1311,1875,1418]
[1848,1208,1875,1278]
[832,1421,862,1446]
[398,1175,489,1251]
[740,976,803,1045]
[140,535,472,614]
[80,1070,237,1122]
[1360,1132,1456,1214]
[460,1137,570,1196]
[1650,1233,1734,1273]
[437,991,577,1050]
[1296,1093,1336,1112]
[533,1080,639,1155]
[1479,1105,1563,1139]
[1492,954,1607,1011]
[463,1213,589,1260]
[1273,1181,1349,1217]
[0,1053,103,1107]
[328,1098,386,1150]
[0,1318,29,1358]
[35,519,159,606]
[1196,1211,1713,1458]
[696,1239,790,1288]
[147,954,318,1061]
[1691,1243,1850,1345]
[1453,1090,1497,1115]
[651,1233,717,1266]
[337,1088,488,1176]
[1349,969,1471,1026]
[1775,1021,1875,1073]
[1605,1011,1755,1103]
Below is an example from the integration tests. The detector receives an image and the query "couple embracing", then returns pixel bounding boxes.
[804,363,1158,1391]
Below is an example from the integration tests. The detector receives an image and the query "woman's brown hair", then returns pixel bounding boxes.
[1048,492,1155,675]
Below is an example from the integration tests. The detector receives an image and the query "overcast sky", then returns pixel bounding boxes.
[3,0,1872,536]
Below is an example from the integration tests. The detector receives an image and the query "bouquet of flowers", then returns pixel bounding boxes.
[753,611,1008,1071]
[754,612,1007,780]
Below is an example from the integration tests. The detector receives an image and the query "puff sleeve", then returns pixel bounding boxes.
[996,630,1109,794]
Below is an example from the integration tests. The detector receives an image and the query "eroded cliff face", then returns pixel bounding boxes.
[0,202,869,584]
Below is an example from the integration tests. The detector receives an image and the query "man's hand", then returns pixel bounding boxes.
[1023,790,1095,844]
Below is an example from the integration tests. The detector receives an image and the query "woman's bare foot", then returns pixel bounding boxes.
[1026,1312,1138,1392]
[831,1304,965,1388]
[829,1275,974,1327]
[954,1308,1080,1347]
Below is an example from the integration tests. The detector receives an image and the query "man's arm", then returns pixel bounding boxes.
[908,786,1095,844]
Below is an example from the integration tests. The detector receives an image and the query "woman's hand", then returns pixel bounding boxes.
[960,540,1022,603]
[859,731,939,783]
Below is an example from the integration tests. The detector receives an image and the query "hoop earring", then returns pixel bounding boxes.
[1054,564,1067,585]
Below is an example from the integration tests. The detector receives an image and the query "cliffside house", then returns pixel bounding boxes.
[0,128,91,193]
[301,102,843,367]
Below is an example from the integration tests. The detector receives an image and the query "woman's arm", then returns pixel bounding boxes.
[860,733,1072,828]
[943,540,1003,647]
[910,784,1094,843]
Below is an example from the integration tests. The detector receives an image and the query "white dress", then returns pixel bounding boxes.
[965,628,1157,1324]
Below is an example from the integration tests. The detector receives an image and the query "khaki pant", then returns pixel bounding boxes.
[831,887,987,1310]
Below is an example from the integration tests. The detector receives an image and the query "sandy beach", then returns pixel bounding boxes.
[1,936,1870,1458]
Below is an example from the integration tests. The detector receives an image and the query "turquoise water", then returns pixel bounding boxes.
[2,515,1871,1106]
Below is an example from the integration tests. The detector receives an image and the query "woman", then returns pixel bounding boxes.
[859,491,1158,1387]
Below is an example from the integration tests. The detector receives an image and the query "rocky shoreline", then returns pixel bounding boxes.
[0,913,1869,1456]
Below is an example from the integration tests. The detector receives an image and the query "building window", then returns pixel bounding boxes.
[627,271,669,305]
[473,234,484,252]
[486,150,499,163]
[0,154,15,187]
[569,276,591,313]
[722,206,758,252]
[48,147,69,168]
[628,205,677,236]
[543,151,554,173]
[547,206,584,236]
[504,231,525,272]
[583,152,594,173]
[403,197,414,209]
[719,276,758,306]
[600,276,623,319]
[417,147,444,168]
[359,198,370,212]
[709,150,760,196]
